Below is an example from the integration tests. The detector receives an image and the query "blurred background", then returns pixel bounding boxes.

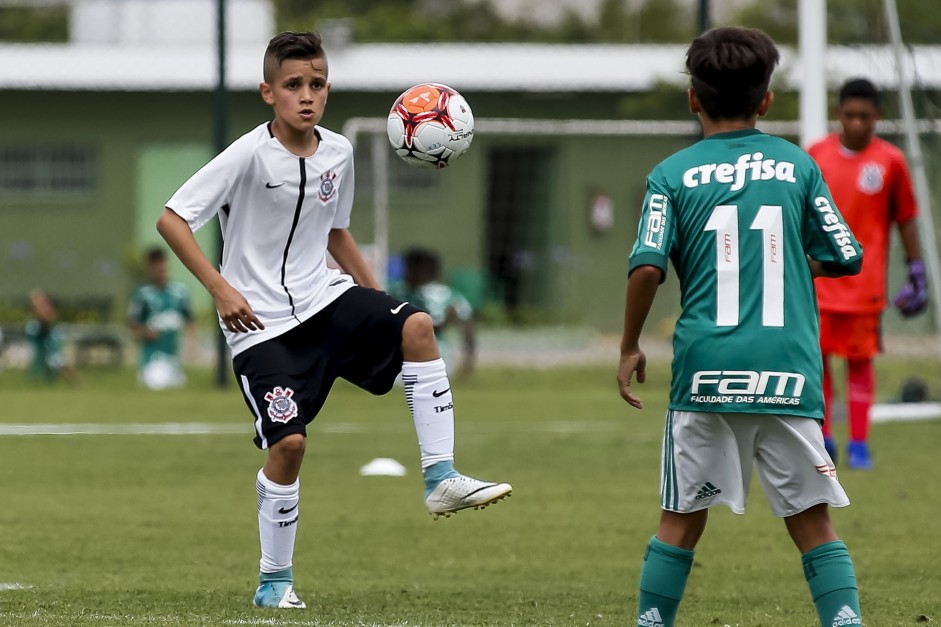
[1,0,940,377]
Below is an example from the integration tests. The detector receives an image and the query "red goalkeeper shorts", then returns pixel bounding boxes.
[819,311,882,360]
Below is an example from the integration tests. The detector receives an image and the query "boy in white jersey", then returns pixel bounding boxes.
[157,31,510,609]
[618,27,865,627]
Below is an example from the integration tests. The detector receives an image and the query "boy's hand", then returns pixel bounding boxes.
[894,259,929,317]
[213,283,264,333]
[618,349,647,409]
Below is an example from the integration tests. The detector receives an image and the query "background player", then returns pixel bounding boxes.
[389,247,477,378]
[127,247,195,390]
[808,78,927,470]
[618,27,865,627]
[156,31,510,609]
[25,289,78,385]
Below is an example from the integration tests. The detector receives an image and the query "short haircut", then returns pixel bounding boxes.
[404,248,440,274]
[145,247,166,264]
[263,31,326,83]
[839,78,880,109]
[686,27,780,120]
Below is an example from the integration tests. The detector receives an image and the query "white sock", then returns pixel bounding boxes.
[255,469,300,573]
[401,358,456,469]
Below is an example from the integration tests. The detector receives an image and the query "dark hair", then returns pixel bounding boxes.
[145,247,166,264]
[839,78,880,109]
[263,31,326,83]
[686,27,780,120]
[404,248,440,272]
[403,247,441,284]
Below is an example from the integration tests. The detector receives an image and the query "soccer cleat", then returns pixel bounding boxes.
[253,569,306,609]
[424,474,512,520]
[253,582,306,609]
[847,441,872,470]
[823,436,838,465]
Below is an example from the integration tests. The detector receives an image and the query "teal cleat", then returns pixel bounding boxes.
[253,568,306,609]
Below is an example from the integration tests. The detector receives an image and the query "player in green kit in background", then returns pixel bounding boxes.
[128,247,194,390]
[618,28,865,627]
[388,248,477,378]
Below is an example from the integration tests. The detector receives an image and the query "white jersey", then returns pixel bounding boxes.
[167,122,357,355]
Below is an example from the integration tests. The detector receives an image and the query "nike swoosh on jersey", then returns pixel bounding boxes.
[390,302,408,314]
[278,503,299,514]
[432,388,450,398]
[265,181,285,188]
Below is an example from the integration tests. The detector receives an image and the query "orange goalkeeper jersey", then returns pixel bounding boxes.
[809,134,918,314]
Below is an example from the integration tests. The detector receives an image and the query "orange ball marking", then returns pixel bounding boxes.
[401,85,441,114]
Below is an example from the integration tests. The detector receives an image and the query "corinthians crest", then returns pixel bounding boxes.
[857,163,884,194]
[264,386,299,423]
[319,170,337,201]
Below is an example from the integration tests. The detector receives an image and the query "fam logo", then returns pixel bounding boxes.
[857,163,884,194]
[319,170,338,202]
[689,370,806,406]
[264,386,298,423]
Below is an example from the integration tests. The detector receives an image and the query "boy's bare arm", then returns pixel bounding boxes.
[618,265,662,409]
[156,208,264,333]
[327,228,380,290]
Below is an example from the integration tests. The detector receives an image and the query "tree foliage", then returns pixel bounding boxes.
[730,0,941,45]
[0,6,67,43]
[273,0,695,44]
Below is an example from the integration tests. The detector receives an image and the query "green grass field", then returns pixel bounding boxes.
[0,359,939,626]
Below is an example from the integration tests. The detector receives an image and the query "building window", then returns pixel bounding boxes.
[0,145,96,195]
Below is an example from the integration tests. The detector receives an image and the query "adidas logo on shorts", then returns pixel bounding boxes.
[832,605,862,626]
[694,482,722,500]
[637,607,664,627]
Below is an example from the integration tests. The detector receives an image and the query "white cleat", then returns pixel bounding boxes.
[424,475,512,520]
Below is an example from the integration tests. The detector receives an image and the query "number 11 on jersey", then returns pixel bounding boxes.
[704,204,784,328]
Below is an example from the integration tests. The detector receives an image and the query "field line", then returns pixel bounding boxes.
[0,420,630,436]
[0,582,32,590]
[871,402,941,422]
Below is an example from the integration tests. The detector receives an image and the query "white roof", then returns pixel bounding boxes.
[2,42,940,92]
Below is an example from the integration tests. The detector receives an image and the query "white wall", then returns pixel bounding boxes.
[69,0,273,45]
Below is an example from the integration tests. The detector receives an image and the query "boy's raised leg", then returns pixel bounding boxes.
[400,315,511,518]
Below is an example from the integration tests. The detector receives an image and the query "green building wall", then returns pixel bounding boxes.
[1,87,937,335]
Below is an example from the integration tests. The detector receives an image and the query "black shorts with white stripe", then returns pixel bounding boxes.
[233,286,421,449]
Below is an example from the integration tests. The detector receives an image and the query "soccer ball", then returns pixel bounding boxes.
[387,83,475,169]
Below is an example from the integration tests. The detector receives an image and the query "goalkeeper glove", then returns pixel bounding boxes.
[893,259,929,317]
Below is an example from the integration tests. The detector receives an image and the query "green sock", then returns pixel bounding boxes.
[636,536,694,627]
[803,540,862,626]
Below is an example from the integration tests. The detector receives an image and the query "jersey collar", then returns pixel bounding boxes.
[704,128,763,141]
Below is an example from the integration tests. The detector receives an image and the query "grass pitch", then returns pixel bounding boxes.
[0,360,939,626]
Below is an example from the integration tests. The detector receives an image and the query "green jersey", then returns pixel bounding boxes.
[387,281,472,332]
[629,129,863,419]
[127,283,192,367]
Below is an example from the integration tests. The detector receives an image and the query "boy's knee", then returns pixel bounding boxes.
[401,312,440,362]
[402,312,436,345]
[272,433,306,461]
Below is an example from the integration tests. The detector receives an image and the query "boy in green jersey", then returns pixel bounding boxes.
[127,248,195,390]
[618,27,865,627]
[388,248,477,377]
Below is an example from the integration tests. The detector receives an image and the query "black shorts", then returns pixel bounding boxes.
[233,287,420,449]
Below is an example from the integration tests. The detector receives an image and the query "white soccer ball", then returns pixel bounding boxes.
[387,83,475,169]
